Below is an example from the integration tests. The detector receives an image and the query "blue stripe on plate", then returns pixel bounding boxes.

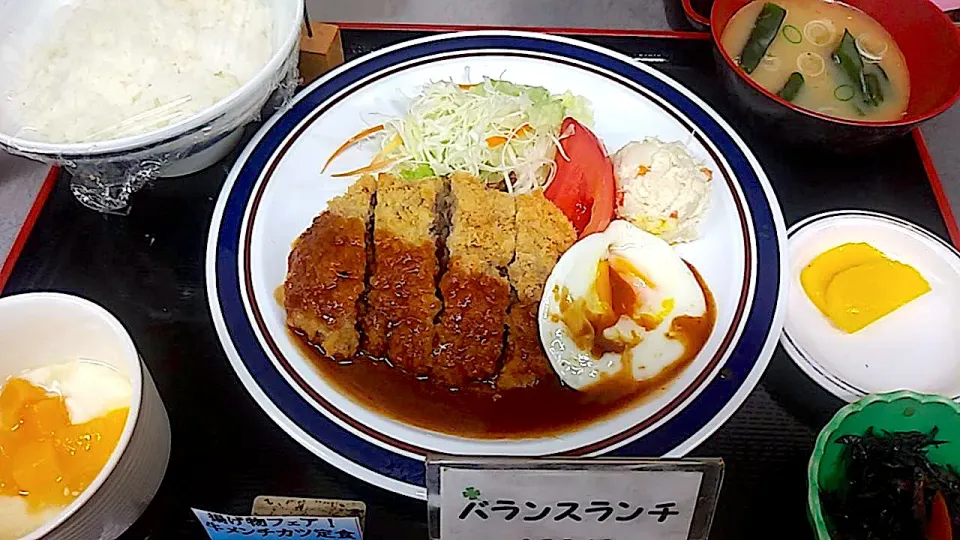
[214,34,780,489]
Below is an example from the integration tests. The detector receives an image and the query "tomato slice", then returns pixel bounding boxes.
[927,491,953,540]
[544,118,615,238]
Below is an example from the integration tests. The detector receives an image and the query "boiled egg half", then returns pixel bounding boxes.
[539,220,714,391]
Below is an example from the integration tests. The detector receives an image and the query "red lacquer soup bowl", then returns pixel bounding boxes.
[710,0,960,148]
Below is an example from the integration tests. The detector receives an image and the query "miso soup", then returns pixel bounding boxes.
[720,0,910,121]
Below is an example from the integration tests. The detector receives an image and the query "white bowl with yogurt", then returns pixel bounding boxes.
[0,292,170,540]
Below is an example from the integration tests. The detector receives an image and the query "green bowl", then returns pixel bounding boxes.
[807,390,960,539]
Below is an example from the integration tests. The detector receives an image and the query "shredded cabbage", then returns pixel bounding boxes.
[379,78,593,193]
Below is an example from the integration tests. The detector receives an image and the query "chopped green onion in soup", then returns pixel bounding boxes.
[782,24,803,44]
[797,52,825,77]
[856,33,889,62]
[803,19,836,47]
[834,85,855,101]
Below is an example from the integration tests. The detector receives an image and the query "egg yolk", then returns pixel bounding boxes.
[800,242,931,333]
[556,254,675,358]
[0,377,128,511]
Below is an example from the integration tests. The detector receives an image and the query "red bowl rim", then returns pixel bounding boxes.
[709,1,960,128]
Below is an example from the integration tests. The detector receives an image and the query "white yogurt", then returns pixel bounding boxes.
[0,499,60,540]
[19,360,132,424]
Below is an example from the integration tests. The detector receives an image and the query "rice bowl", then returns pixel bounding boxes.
[0,0,303,209]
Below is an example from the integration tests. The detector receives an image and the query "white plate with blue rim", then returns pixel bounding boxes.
[205,31,788,499]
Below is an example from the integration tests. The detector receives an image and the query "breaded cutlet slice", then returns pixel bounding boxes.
[498,190,576,390]
[443,172,516,271]
[363,173,442,375]
[433,174,515,387]
[283,175,376,359]
[508,190,577,304]
[498,302,551,389]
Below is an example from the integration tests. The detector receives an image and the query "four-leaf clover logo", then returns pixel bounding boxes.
[462,486,482,500]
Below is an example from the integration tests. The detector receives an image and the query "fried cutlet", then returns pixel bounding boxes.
[443,172,516,270]
[498,190,576,390]
[498,302,551,389]
[433,173,515,387]
[363,173,442,374]
[283,175,376,359]
[507,190,577,304]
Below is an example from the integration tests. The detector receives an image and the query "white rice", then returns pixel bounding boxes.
[3,0,273,143]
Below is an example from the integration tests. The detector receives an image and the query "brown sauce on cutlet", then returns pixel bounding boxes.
[498,302,553,390]
[432,264,511,387]
[362,232,439,374]
[283,213,366,358]
[292,265,717,439]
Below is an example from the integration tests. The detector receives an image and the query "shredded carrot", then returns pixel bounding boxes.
[458,83,478,90]
[637,165,650,176]
[331,158,397,178]
[485,124,534,148]
[321,124,384,173]
[372,135,402,163]
[486,136,508,148]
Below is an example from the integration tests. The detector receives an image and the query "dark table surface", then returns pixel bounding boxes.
[2,30,952,540]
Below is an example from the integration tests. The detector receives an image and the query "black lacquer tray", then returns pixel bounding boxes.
[2,28,955,539]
